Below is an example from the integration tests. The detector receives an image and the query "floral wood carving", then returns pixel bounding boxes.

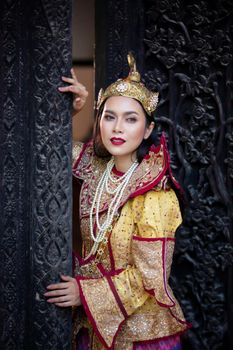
[29,0,72,349]
[143,1,233,349]
[96,0,233,348]
[0,0,72,349]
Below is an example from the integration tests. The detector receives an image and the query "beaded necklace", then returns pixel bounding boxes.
[85,158,138,259]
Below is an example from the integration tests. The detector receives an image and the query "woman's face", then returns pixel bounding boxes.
[100,96,154,169]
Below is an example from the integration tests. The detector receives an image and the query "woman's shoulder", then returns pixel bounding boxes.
[131,185,178,207]
[127,134,182,203]
[72,140,108,180]
[72,141,84,166]
[130,187,182,237]
[72,140,94,179]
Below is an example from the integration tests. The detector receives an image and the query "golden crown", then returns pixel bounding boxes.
[96,53,159,116]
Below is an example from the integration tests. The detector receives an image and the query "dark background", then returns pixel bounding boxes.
[95,1,233,348]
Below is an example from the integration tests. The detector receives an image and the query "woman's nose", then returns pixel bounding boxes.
[113,119,123,133]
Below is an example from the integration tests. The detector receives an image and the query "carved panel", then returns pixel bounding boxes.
[96,0,233,349]
[29,0,72,349]
[0,0,72,349]
[95,0,144,95]
[0,1,29,349]
[143,1,233,349]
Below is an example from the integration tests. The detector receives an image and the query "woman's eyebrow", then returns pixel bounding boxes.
[104,109,139,116]
[124,111,139,116]
[103,109,116,115]
[104,109,138,116]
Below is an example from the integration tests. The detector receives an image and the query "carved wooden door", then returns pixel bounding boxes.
[0,1,72,349]
[95,1,233,349]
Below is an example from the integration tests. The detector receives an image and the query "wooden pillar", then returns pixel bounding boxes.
[0,0,72,349]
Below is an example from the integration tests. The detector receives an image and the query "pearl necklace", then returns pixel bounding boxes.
[85,158,138,259]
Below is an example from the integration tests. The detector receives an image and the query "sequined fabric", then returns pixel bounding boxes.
[73,140,166,219]
[78,277,125,348]
[132,238,177,306]
[72,139,190,350]
[72,142,84,166]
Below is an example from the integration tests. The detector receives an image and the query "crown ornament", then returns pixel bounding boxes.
[97,52,159,116]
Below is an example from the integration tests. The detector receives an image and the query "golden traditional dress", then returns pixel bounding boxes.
[72,135,190,350]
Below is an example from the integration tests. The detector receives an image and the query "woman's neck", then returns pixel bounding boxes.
[113,154,137,173]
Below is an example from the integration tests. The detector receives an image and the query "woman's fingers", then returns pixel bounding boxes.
[44,283,73,302]
[44,288,67,297]
[60,76,86,92]
[44,275,80,307]
[46,282,68,290]
[61,76,76,84]
[62,68,78,83]
[47,295,71,303]
[55,301,73,307]
[70,68,78,81]
[58,85,78,92]
[58,84,87,95]
[58,69,88,112]
[60,274,73,282]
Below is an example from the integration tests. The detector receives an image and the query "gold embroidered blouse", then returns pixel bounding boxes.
[72,137,190,350]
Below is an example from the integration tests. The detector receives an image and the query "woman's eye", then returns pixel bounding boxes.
[104,115,115,121]
[127,117,137,123]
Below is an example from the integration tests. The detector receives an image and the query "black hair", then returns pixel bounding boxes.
[93,99,158,163]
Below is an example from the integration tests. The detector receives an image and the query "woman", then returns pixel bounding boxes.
[44,54,190,350]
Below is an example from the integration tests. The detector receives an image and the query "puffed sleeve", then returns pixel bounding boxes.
[75,188,184,349]
[131,188,182,307]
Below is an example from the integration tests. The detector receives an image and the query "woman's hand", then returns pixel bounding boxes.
[44,275,81,307]
[58,68,88,113]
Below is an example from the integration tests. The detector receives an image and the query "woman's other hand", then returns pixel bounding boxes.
[44,275,81,307]
[58,68,88,113]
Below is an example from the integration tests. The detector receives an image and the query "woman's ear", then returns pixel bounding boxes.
[144,121,155,140]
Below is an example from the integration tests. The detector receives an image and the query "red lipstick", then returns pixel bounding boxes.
[110,137,125,145]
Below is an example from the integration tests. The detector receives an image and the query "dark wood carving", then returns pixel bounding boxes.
[0,1,29,349]
[95,0,145,95]
[96,0,233,349]
[0,0,72,349]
